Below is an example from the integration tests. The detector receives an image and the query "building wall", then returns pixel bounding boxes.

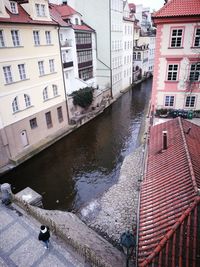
[152,21,200,111]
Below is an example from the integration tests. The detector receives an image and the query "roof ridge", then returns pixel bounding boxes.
[140,196,200,266]
[178,117,198,194]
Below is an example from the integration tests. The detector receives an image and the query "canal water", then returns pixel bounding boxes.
[0,79,152,211]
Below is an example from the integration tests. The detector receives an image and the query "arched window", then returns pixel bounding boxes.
[43,87,48,101]
[137,52,141,60]
[52,84,58,96]
[133,52,136,60]
[24,94,31,107]
[12,97,19,113]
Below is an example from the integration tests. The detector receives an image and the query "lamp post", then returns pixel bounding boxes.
[120,230,136,267]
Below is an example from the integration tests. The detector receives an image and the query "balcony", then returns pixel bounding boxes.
[63,61,73,69]
[61,39,72,47]
[76,43,92,50]
[78,61,92,69]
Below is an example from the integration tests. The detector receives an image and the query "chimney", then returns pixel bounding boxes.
[162,130,167,150]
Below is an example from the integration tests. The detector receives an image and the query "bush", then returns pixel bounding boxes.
[72,87,94,108]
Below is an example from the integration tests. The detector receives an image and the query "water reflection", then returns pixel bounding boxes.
[0,79,152,211]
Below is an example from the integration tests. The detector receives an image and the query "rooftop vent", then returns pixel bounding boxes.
[162,130,167,150]
[62,1,67,5]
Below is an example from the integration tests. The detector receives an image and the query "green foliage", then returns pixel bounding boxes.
[72,87,94,108]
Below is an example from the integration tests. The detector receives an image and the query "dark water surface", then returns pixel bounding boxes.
[0,79,152,211]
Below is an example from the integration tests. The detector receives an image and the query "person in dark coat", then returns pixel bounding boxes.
[38,225,50,249]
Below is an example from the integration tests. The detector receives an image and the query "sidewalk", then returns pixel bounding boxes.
[0,202,88,267]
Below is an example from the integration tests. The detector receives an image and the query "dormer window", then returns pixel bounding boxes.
[10,1,18,14]
[75,18,79,25]
[35,3,46,17]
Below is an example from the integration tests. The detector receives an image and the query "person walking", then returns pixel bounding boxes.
[38,225,50,249]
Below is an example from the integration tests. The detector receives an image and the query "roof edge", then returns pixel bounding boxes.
[179,117,199,194]
[140,196,200,267]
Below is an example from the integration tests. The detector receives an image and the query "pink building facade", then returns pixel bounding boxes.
[151,0,200,113]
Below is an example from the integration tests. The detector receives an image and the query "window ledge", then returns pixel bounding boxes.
[168,47,184,49]
[1,45,24,49]
[191,46,200,49]
[164,80,179,83]
[34,44,54,47]
[39,72,57,77]
[43,95,60,102]
[12,105,34,114]
[5,78,30,85]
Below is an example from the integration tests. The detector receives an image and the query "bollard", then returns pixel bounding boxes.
[1,183,12,205]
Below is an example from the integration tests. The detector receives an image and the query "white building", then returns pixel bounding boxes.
[68,0,133,98]
[122,1,134,90]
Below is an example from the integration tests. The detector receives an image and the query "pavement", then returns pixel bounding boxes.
[0,201,89,267]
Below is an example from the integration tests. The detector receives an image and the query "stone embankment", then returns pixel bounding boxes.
[79,145,145,245]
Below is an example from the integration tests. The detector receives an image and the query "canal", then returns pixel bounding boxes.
[0,78,152,211]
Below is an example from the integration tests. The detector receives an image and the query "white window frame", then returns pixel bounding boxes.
[35,4,40,16]
[10,1,18,14]
[164,96,174,107]
[18,64,26,80]
[12,97,19,113]
[24,94,31,107]
[33,31,40,46]
[167,64,178,81]
[41,4,46,16]
[185,96,196,108]
[11,30,20,46]
[3,66,13,84]
[194,28,200,47]
[38,61,45,76]
[52,84,58,96]
[43,87,48,101]
[189,63,200,82]
[49,59,55,73]
[0,30,5,47]
[45,31,51,45]
[170,28,183,48]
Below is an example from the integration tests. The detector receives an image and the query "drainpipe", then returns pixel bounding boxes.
[57,27,70,124]
[109,0,113,98]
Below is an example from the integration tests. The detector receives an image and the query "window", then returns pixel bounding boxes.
[24,94,31,107]
[79,67,93,81]
[38,61,44,75]
[137,52,141,60]
[41,4,45,16]
[35,4,46,16]
[185,96,195,107]
[167,64,178,81]
[57,107,63,122]
[45,31,51,45]
[165,96,174,107]
[30,118,37,129]
[0,30,5,47]
[43,87,48,100]
[49,59,55,73]
[18,64,26,80]
[33,31,40,45]
[45,112,52,128]
[10,2,18,14]
[189,63,200,82]
[12,97,19,112]
[77,50,92,64]
[3,66,13,84]
[170,29,183,47]
[75,33,92,45]
[11,30,20,46]
[75,18,79,25]
[52,84,58,96]
[194,28,200,47]
[133,52,136,60]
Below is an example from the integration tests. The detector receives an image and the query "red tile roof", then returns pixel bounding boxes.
[153,0,200,18]
[72,24,94,32]
[51,3,78,19]
[0,3,57,25]
[138,117,200,266]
